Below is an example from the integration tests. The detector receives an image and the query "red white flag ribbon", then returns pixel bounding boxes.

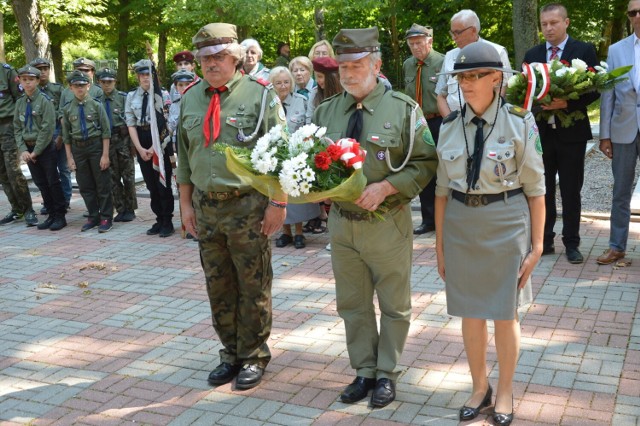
[521,62,551,111]
[334,138,366,169]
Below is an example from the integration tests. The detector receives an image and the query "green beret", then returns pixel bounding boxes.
[192,23,237,57]
[29,57,51,68]
[72,57,96,70]
[333,27,380,62]
[17,65,40,78]
[405,23,433,39]
[97,68,117,80]
[67,70,91,85]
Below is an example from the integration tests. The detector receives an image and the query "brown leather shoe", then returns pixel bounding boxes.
[596,249,625,265]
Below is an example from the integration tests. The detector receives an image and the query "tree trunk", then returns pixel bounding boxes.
[11,0,50,62]
[117,0,131,91]
[0,12,5,63]
[158,24,168,85]
[388,2,401,87]
[51,41,63,83]
[512,0,539,70]
[314,7,325,41]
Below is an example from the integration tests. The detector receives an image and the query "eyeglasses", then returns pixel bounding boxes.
[628,9,640,17]
[455,71,495,82]
[201,53,230,63]
[449,26,473,38]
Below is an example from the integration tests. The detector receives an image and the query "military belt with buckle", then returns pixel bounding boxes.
[451,188,523,207]
[334,200,402,221]
[72,137,100,147]
[204,190,249,201]
[24,140,36,147]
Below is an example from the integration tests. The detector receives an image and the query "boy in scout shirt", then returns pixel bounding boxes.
[30,57,71,213]
[62,70,113,232]
[14,65,66,230]
[97,68,137,223]
[58,58,104,119]
[313,27,437,408]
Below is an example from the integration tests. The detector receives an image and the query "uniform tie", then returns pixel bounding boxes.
[105,97,113,131]
[346,102,364,141]
[203,86,228,147]
[415,60,424,109]
[78,103,89,140]
[141,91,149,125]
[25,98,33,132]
[468,116,485,191]
[549,46,560,61]
[297,88,310,99]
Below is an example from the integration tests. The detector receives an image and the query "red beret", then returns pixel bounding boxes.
[312,56,339,73]
[173,50,195,63]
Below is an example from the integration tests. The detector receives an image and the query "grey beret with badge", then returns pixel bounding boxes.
[17,65,41,78]
[67,70,91,85]
[97,68,117,81]
[29,57,51,68]
[192,23,238,57]
[72,57,96,70]
[332,26,381,62]
[405,23,433,39]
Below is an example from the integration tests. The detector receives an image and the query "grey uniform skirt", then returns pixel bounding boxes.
[443,192,533,320]
[284,202,321,225]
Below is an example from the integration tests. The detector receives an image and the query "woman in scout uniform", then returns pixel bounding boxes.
[62,70,113,233]
[308,40,335,59]
[240,39,270,80]
[434,42,545,426]
[269,66,318,249]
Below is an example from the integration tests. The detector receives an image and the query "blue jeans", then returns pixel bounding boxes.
[56,143,72,204]
[610,133,640,251]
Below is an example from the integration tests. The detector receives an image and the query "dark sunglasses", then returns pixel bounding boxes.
[628,9,640,17]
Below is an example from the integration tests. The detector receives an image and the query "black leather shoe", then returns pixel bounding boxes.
[275,234,293,247]
[492,395,514,425]
[542,243,555,255]
[413,223,435,235]
[236,364,264,390]
[37,216,55,230]
[566,247,584,264]
[121,211,136,222]
[460,384,492,421]
[340,376,376,403]
[113,212,125,222]
[207,362,241,386]
[146,222,161,235]
[49,217,67,231]
[371,378,395,408]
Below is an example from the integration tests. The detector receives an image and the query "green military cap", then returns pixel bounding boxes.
[192,23,238,57]
[97,67,117,81]
[437,41,514,75]
[171,69,195,82]
[29,57,51,68]
[333,27,381,62]
[133,59,152,74]
[405,23,433,39]
[67,70,91,85]
[72,57,96,71]
[17,65,41,78]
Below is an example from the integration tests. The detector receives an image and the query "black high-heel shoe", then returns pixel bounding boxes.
[459,384,493,421]
[492,395,514,425]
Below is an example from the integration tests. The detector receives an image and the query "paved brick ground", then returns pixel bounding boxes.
[0,189,638,425]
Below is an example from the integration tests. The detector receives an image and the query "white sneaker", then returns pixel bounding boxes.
[326,243,331,251]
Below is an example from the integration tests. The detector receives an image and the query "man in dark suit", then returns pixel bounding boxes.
[523,2,599,264]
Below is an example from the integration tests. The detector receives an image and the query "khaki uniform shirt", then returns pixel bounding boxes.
[283,92,311,133]
[13,91,56,155]
[59,85,104,119]
[436,96,545,197]
[61,95,110,144]
[99,90,127,135]
[403,50,444,115]
[313,81,438,211]
[176,72,286,192]
[0,64,22,119]
[38,82,63,110]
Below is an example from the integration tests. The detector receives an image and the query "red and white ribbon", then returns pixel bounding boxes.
[334,138,366,169]
[521,62,551,111]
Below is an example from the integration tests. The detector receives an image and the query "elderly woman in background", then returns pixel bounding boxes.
[308,40,335,59]
[240,39,270,80]
[269,66,319,249]
[435,42,545,426]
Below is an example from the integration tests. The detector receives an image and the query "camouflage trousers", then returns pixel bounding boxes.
[109,133,137,213]
[194,188,272,368]
[0,121,32,214]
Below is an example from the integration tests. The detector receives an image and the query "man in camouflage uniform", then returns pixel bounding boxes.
[97,68,137,222]
[313,27,437,407]
[14,65,66,230]
[30,57,70,212]
[0,61,38,226]
[177,22,286,390]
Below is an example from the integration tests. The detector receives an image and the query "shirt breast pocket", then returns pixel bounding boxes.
[484,142,515,183]
[404,75,416,86]
[440,148,466,182]
[182,116,202,142]
[365,131,400,171]
[225,113,257,142]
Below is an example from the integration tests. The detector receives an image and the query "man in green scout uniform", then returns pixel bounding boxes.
[177,22,286,390]
[97,67,137,222]
[30,57,71,212]
[58,58,104,118]
[403,23,444,235]
[62,70,113,233]
[14,65,66,231]
[0,61,38,226]
[313,26,438,408]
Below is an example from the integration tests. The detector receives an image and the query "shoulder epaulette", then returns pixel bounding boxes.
[182,79,201,95]
[93,97,102,103]
[118,91,127,97]
[3,63,11,69]
[40,91,52,101]
[62,100,72,109]
[248,74,272,89]
[319,92,341,105]
[442,110,460,124]
[507,105,529,119]
[390,90,418,107]
[50,82,62,87]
